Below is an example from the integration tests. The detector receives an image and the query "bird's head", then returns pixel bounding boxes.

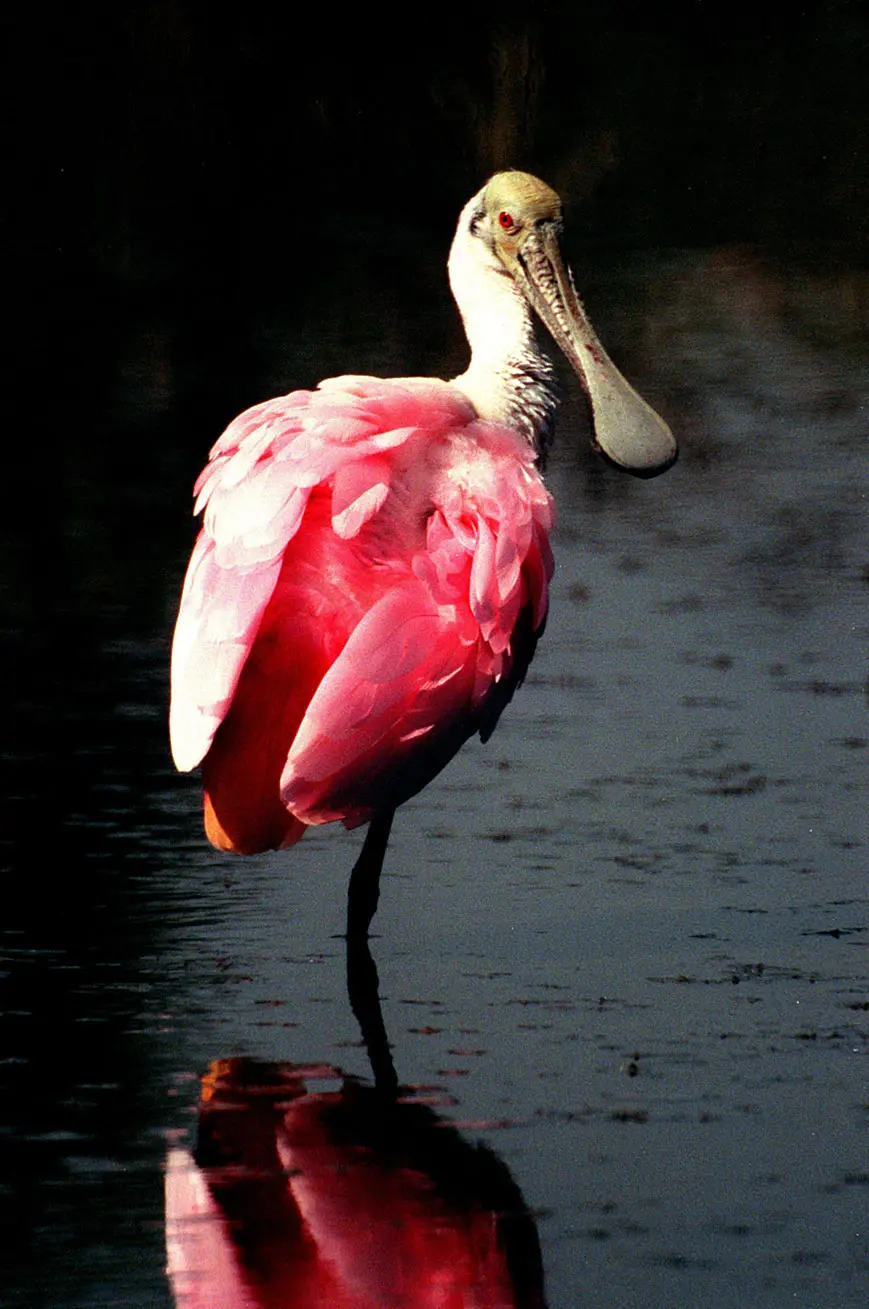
[452,170,677,477]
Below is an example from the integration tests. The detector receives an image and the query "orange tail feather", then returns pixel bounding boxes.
[203,788,306,854]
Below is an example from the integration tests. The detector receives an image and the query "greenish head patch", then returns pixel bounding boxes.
[483,171,562,226]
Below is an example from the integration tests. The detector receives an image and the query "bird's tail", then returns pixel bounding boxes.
[202,788,307,854]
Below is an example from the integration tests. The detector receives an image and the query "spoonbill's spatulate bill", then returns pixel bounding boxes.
[169,170,677,934]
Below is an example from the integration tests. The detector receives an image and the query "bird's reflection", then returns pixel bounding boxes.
[165,939,546,1307]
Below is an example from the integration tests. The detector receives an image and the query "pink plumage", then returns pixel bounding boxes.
[170,375,553,854]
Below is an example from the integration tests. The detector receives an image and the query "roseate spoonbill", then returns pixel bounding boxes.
[170,170,676,936]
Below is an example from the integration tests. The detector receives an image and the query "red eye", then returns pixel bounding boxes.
[498,211,515,230]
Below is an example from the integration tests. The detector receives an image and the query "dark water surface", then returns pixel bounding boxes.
[2,237,866,1306]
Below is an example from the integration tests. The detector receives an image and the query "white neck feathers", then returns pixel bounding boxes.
[447,200,558,450]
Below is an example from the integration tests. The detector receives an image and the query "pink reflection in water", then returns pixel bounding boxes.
[166,1059,545,1308]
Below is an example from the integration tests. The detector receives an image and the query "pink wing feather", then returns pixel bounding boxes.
[280,419,554,828]
[170,375,553,837]
[170,376,473,772]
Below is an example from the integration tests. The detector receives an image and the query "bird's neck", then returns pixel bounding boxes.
[447,231,559,454]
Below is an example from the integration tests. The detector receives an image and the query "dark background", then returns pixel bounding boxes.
[7,0,867,615]
[20,1,869,289]
[9,1,868,471]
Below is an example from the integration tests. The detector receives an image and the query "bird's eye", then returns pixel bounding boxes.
[498,211,517,232]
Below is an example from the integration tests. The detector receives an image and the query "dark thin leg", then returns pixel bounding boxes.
[346,809,394,940]
[346,931,399,1094]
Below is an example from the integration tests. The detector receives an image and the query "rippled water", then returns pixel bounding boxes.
[2,244,867,1306]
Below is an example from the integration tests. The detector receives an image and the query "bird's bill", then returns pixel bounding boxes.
[503,226,677,476]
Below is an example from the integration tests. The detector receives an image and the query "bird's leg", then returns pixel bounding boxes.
[346,930,399,1094]
[346,809,394,940]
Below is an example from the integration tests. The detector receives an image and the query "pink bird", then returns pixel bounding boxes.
[170,171,676,935]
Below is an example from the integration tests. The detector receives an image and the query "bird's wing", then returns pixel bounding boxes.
[280,420,554,827]
[169,377,474,771]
